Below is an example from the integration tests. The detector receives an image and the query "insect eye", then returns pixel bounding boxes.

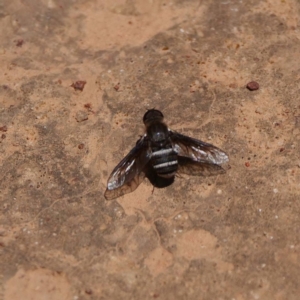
[143,109,164,124]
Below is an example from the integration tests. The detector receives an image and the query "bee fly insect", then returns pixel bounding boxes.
[104,109,229,200]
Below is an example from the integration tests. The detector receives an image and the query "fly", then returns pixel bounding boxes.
[104,109,229,200]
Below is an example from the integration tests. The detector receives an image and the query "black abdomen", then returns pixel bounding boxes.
[151,148,178,178]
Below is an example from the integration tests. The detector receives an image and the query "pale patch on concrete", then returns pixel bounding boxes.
[175,229,233,273]
[144,246,174,276]
[67,0,206,51]
[4,269,71,300]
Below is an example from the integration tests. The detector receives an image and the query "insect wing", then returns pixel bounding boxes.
[170,131,229,165]
[104,136,151,200]
[177,157,226,177]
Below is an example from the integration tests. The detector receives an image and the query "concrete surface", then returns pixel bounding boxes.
[0,0,300,299]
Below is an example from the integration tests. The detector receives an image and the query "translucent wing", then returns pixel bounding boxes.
[104,135,151,200]
[177,157,226,176]
[170,131,229,165]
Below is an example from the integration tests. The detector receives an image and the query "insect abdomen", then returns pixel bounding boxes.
[152,148,178,178]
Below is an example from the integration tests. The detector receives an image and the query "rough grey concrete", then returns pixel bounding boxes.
[1,0,300,299]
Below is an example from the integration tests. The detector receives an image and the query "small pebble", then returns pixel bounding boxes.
[15,39,24,47]
[71,81,86,91]
[85,289,93,295]
[246,81,259,91]
[0,125,7,132]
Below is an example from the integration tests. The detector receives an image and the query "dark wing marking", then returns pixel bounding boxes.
[169,130,229,165]
[177,157,226,176]
[104,135,151,200]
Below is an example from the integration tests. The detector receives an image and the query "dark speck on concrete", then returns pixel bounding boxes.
[246,81,260,91]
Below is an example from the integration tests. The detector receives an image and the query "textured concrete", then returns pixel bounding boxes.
[1,0,300,299]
